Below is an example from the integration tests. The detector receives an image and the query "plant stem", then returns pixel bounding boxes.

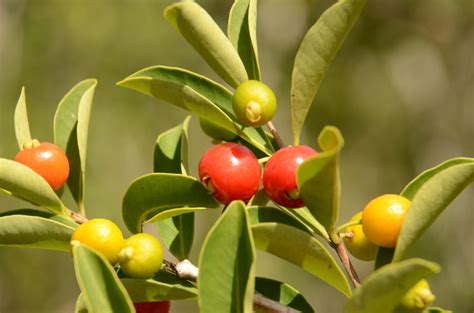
[267,121,285,149]
[163,259,299,313]
[70,210,88,224]
[331,241,361,288]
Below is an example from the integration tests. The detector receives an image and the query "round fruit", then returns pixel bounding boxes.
[15,140,70,190]
[198,142,261,204]
[134,301,170,313]
[199,117,237,141]
[343,212,379,261]
[394,280,435,313]
[118,233,164,279]
[362,194,411,248]
[232,80,277,127]
[263,145,317,208]
[71,219,124,265]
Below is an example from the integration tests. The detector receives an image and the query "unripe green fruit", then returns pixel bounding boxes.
[118,233,164,279]
[232,80,277,127]
[394,279,435,313]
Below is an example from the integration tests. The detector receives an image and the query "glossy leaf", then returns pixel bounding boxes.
[198,201,256,313]
[255,277,315,313]
[297,126,344,230]
[0,208,77,228]
[247,206,311,234]
[345,258,440,313]
[154,115,191,175]
[14,87,32,150]
[228,0,261,80]
[122,173,218,233]
[252,222,351,297]
[156,213,194,260]
[391,158,474,261]
[0,158,66,214]
[121,271,198,302]
[291,0,366,145]
[0,213,75,251]
[165,1,248,87]
[72,244,134,313]
[118,66,273,155]
[54,79,97,208]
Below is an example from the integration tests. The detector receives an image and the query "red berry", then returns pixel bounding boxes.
[198,143,261,205]
[263,145,317,208]
[134,301,170,313]
[15,141,70,190]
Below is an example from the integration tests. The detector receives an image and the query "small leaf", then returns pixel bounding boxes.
[297,126,344,230]
[118,66,273,155]
[54,79,97,209]
[0,158,66,214]
[154,115,191,174]
[0,208,77,228]
[198,201,256,313]
[0,212,75,251]
[255,277,315,313]
[252,222,351,297]
[14,87,32,150]
[291,0,366,145]
[165,1,248,87]
[392,158,474,261]
[121,271,198,302]
[156,213,194,260]
[72,244,134,313]
[122,173,218,233]
[247,206,311,233]
[345,258,440,313]
[228,0,261,80]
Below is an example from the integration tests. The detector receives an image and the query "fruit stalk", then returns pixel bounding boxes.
[266,121,285,149]
[163,259,299,313]
[330,232,361,288]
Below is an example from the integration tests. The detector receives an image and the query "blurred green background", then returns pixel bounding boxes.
[0,0,472,312]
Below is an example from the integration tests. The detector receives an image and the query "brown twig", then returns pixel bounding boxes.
[331,241,361,288]
[70,211,89,224]
[267,121,285,149]
[163,259,299,313]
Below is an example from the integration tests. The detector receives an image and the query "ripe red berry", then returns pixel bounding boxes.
[198,142,261,205]
[15,141,70,190]
[134,301,171,313]
[263,145,317,208]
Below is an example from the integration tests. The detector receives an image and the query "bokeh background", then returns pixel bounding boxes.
[0,0,473,312]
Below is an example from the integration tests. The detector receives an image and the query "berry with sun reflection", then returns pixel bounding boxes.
[263,145,318,208]
[198,142,261,205]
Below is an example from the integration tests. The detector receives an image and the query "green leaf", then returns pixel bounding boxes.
[75,294,88,313]
[392,158,474,262]
[0,158,66,214]
[255,277,315,313]
[14,87,32,150]
[344,258,440,313]
[198,201,256,313]
[72,244,134,313]
[247,206,311,234]
[122,173,218,233]
[118,66,273,155]
[297,126,344,230]
[228,0,261,80]
[54,79,97,209]
[156,213,194,260]
[165,1,248,87]
[423,308,453,313]
[0,213,75,251]
[121,271,198,302]
[252,222,351,297]
[290,0,366,145]
[154,115,191,175]
[0,208,77,228]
